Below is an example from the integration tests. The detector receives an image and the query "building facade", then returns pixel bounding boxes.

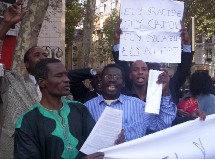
[96,0,120,29]
[194,36,215,76]
[0,0,65,70]
[38,0,65,63]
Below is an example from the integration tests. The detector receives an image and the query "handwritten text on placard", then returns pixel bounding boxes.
[119,0,184,63]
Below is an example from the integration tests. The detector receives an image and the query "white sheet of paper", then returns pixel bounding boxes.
[145,70,163,114]
[100,114,215,159]
[80,107,122,155]
[119,0,184,63]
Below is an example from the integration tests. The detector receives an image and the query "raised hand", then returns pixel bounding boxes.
[114,19,122,44]
[180,20,191,45]
[3,1,26,25]
[157,69,169,96]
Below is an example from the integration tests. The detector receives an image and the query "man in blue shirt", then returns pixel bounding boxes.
[85,64,177,141]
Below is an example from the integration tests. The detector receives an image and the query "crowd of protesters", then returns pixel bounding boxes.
[0,1,213,159]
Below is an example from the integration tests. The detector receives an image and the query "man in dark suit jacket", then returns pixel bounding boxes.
[68,68,102,103]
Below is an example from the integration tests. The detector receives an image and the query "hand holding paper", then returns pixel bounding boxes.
[81,152,104,159]
[157,69,169,96]
[80,107,123,155]
[145,70,163,114]
[114,129,125,145]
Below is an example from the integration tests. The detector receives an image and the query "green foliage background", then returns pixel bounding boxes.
[181,0,215,39]
[93,9,119,62]
[65,0,85,46]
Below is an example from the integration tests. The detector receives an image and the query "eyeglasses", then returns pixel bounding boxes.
[103,75,122,81]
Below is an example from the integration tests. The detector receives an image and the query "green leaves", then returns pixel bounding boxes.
[183,0,215,40]
[93,9,119,62]
[65,0,85,45]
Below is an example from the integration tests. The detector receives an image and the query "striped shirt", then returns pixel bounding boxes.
[84,94,176,141]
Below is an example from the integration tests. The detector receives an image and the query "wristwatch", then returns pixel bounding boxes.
[90,68,97,76]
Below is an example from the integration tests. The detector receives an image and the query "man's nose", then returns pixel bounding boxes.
[109,76,117,82]
[40,54,46,59]
[138,70,143,74]
[64,75,70,82]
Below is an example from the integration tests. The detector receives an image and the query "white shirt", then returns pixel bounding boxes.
[29,74,42,100]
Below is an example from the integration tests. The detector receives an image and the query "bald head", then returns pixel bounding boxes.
[130,60,149,86]
[24,46,47,75]
[131,60,147,70]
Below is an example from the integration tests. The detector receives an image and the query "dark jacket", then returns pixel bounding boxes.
[169,52,193,104]
[68,68,98,103]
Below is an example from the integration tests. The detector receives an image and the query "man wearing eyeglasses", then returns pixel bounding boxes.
[84,64,177,141]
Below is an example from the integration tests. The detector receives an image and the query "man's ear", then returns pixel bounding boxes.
[37,78,46,88]
[25,62,29,70]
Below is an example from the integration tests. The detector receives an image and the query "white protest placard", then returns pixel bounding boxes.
[119,0,184,63]
[80,107,122,155]
[100,114,215,159]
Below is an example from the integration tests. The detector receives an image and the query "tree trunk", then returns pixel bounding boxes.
[82,0,96,68]
[12,0,49,73]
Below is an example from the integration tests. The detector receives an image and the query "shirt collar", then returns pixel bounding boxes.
[29,74,37,85]
[98,94,124,105]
